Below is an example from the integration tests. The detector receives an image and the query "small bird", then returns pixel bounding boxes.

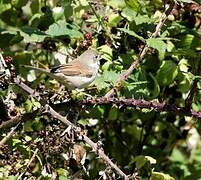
[22,49,100,90]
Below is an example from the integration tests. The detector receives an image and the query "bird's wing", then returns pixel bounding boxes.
[51,63,93,78]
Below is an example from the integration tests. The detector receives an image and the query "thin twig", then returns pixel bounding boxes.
[185,79,199,110]
[88,1,115,44]
[88,1,105,29]
[104,1,175,98]
[0,122,21,146]
[17,148,39,180]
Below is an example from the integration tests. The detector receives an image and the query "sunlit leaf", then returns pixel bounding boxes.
[108,13,122,27]
[151,172,175,180]
[147,38,167,54]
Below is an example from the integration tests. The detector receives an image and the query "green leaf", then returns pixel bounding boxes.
[24,135,32,142]
[118,28,145,41]
[134,155,149,169]
[24,97,41,113]
[178,34,194,48]
[125,0,141,12]
[0,3,11,13]
[151,172,175,180]
[46,20,83,39]
[108,13,122,27]
[93,71,119,90]
[0,9,18,26]
[93,76,109,90]
[170,148,187,163]
[126,124,141,142]
[0,31,23,47]
[12,139,21,146]
[103,71,119,83]
[156,60,178,86]
[7,176,17,180]
[167,40,175,52]
[57,168,69,178]
[98,45,113,61]
[147,38,167,54]
[24,98,33,113]
[20,26,48,43]
[108,0,126,9]
[64,4,73,20]
[178,76,191,93]
[121,7,137,21]
[145,156,156,164]
[134,15,154,25]
[30,0,40,14]
[147,38,167,59]
[12,0,27,8]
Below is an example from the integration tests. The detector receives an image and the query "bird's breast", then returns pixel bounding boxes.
[54,72,97,89]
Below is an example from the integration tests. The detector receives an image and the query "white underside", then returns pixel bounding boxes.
[55,73,97,90]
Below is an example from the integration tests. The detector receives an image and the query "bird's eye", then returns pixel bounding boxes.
[95,55,99,60]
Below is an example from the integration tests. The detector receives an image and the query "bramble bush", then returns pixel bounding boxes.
[0,0,201,179]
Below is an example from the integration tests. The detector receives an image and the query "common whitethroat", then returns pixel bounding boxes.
[22,49,101,90]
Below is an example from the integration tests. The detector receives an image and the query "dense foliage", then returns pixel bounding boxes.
[0,0,201,179]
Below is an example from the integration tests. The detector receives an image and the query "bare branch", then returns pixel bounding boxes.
[14,77,41,101]
[0,114,21,129]
[104,1,175,98]
[0,110,39,129]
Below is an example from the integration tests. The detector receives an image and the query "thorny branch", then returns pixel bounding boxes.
[12,76,201,127]
[104,1,175,98]
[53,97,201,119]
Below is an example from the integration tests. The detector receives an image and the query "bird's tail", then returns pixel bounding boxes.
[21,65,59,80]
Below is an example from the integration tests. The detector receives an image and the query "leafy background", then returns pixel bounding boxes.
[0,0,201,179]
